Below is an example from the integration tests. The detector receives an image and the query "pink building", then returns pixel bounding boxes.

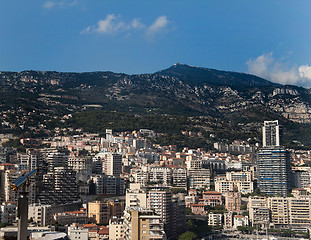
[203,191,223,206]
[191,203,206,215]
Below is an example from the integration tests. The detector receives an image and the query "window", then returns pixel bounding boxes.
[142,224,146,227]
[142,230,146,234]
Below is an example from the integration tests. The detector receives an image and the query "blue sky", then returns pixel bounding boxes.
[1,0,311,87]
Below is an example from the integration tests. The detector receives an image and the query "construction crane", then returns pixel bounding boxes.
[11,168,37,240]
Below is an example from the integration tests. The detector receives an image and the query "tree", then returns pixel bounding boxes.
[178,231,197,240]
[240,204,247,210]
[186,220,197,231]
[185,207,193,215]
[79,149,89,156]
[237,226,247,233]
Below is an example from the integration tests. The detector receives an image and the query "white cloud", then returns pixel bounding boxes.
[81,15,170,39]
[82,14,146,35]
[95,14,119,34]
[43,0,77,9]
[80,26,91,34]
[43,1,56,9]
[299,65,311,79]
[129,18,145,30]
[146,16,169,36]
[247,52,311,87]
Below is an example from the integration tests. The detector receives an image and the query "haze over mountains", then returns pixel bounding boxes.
[1,63,311,147]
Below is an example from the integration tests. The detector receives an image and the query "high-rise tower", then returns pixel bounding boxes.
[262,120,281,147]
[257,120,291,196]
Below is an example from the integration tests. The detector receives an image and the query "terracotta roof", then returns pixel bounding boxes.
[82,224,97,228]
[166,165,178,168]
[98,226,109,235]
[65,211,86,214]
[191,204,205,207]
[203,191,221,195]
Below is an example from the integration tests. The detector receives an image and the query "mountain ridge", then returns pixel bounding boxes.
[156,63,280,88]
[1,64,311,148]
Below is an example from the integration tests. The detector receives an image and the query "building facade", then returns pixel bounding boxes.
[257,148,291,196]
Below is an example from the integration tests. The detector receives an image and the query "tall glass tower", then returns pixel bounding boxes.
[257,120,291,196]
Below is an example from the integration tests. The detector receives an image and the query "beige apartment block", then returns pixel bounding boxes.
[269,196,311,227]
[123,207,167,240]
[248,196,269,227]
[126,188,147,208]
[88,200,124,225]
[215,171,254,194]
[109,217,124,240]
[225,191,241,212]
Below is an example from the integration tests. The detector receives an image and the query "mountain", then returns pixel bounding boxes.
[157,63,277,87]
[1,64,311,148]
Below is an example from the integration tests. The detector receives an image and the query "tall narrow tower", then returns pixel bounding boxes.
[262,120,281,147]
[106,153,122,176]
[257,120,291,196]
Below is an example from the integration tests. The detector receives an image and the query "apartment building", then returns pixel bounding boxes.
[208,213,222,226]
[233,215,249,229]
[68,155,92,173]
[37,166,78,205]
[202,191,222,206]
[225,191,241,212]
[125,184,147,208]
[268,197,311,228]
[224,212,233,229]
[248,196,269,228]
[188,168,210,190]
[0,202,16,223]
[105,153,122,176]
[109,217,124,240]
[257,148,291,197]
[91,175,125,195]
[215,171,254,194]
[172,168,187,189]
[88,200,125,225]
[148,167,172,186]
[123,207,167,240]
[28,203,52,226]
[147,190,173,232]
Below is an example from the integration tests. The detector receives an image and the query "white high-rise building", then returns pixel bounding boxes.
[262,120,281,147]
[147,189,174,236]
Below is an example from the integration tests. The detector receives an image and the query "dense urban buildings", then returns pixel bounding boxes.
[1,120,311,239]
